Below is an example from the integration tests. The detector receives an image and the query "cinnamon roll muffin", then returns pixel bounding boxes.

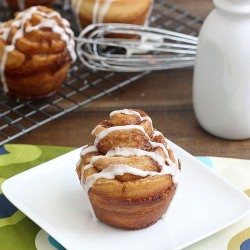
[4,0,55,10]
[0,6,76,99]
[76,109,181,230]
[72,0,153,29]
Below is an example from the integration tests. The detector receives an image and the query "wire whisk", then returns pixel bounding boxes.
[76,23,198,72]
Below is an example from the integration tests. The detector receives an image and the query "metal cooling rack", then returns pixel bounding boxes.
[0,0,203,146]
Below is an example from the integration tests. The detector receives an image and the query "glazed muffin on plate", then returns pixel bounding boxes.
[0,6,76,99]
[76,108,181,230]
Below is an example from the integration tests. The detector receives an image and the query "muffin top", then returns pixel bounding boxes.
[0,6,76,92]
[76,109,181,195]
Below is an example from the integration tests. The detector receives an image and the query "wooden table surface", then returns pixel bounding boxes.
[12,0,250,159]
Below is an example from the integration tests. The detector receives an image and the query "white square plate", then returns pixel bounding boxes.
[2,141,250,250]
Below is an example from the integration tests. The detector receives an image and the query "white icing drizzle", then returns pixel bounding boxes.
[0,46,13,93]
[78,109,181,220]
[124,0,162,57]
[73,0,112,26]
[72,0,83,29]
[80,145,98,157]
[85,163,168,193]
[91,124,102,136]
[92,0,101,23]
[26,19,60,32]
[172,166,181,185]
[82,155,103,171]
[153,130,180,165]
[76,145,98,168]
[73,0,152,26]
[93,124,173,166]
[0,27,11,41]
[94,125,142,145]
[82,147,176,176]
[0,7,76,93]
[153,130,163,137]
[144,0,154,26]
[153,130,170,149]
[96,0,112,23]
[153,130,170,146]
[110,109,153,127]
[107,147,168,171]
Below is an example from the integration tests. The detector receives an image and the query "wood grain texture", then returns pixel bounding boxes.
[12,0,250,159]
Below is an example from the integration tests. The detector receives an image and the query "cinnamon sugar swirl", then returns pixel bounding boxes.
[76,109,181,230]
[0,6,76,99]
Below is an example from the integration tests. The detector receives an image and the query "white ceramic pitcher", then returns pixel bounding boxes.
[193,0,250,140]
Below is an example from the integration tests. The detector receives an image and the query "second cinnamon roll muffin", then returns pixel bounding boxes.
[76,109,181,230]
[0,6,76,99]
[72,0,153,29]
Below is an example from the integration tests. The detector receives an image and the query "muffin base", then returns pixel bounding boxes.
[89,183,176,230]
[4,63,70,100]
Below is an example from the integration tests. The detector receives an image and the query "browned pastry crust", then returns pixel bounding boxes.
[90,177,176,229]
[6,0,56,9]
[0,6,75,99]
[72,0,152,28]
[76,109,181,230]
